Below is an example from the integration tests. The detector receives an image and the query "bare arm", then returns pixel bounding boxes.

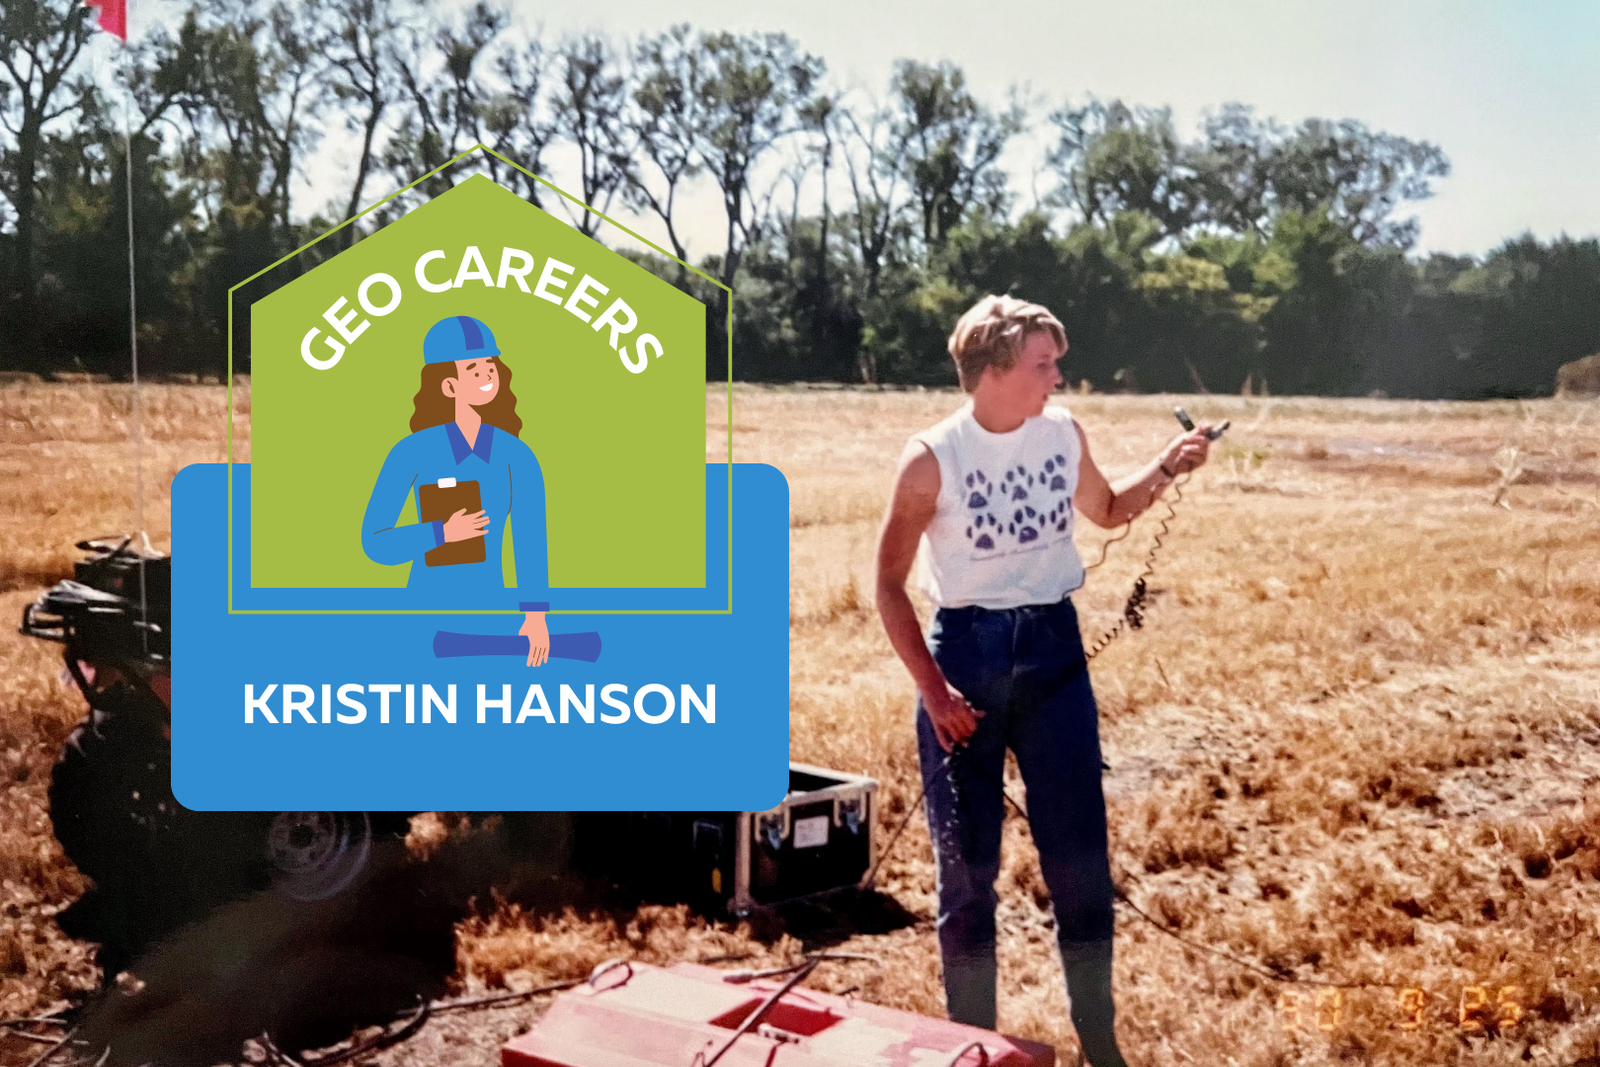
[873,441,982,750]
[874,442,946,696]
[1072,420,1213,529]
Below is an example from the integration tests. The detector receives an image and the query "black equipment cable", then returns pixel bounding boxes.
[1081,470,1191,659]
[695,958,820,1067]
[863,751,950,891]
[866,746,1430,995]
[21,1024,78,1067]
[993,791,1410,992]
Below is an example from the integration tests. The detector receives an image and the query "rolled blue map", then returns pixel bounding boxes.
[432,630,602,662]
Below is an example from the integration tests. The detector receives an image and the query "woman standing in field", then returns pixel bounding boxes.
[873,295,1214,1066]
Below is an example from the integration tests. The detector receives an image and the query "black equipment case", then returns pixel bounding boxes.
[574,763,879,914]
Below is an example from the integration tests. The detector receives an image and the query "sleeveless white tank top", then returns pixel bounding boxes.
[911,401,1086,609]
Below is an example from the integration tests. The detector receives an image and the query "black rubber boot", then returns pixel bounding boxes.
[1060,939,1129,1067]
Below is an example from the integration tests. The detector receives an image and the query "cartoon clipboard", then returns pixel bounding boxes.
[418,477,485,567]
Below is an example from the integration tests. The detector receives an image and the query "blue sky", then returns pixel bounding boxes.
[112,0,1600,258]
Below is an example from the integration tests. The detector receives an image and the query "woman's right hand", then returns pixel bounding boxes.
[923,681,984,752]
[443,508,490,542]
[1158,426,1213,477]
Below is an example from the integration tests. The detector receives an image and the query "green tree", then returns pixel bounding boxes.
[384,1,507,199]
[624,24,704,277]
[1456,235,1600,397]
[1197,105,1449,250]
[693,30,824,377]
[550,33,630,238]
[1252,208,1366,394]
[326,0,404,249]
[0,0,95,327]
[1047,99,1202,240]
[483,35,557,207]
[838,93,914,304]
[890,59,1019,250]
[34,118,199,375]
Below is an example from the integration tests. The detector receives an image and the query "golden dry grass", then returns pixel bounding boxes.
[0,382,248,1029]
[3,382,1600,1066]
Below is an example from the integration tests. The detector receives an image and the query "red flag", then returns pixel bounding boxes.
[85,0,126,40]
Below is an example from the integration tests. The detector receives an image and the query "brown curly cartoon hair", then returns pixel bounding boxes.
[409,356,522,437]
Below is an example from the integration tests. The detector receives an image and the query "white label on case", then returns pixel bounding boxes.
[794,815,829,849]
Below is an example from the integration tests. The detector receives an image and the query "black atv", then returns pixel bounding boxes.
[22,537,593,1061]
[22,537,427,983]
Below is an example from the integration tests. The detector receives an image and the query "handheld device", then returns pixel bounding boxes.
[1174,407,1230,440]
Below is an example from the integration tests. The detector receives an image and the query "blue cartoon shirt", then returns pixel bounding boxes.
[360,421,548,608]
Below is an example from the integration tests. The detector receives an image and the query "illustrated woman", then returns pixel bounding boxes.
[361,315,551,665]
[873,295,1214,1066]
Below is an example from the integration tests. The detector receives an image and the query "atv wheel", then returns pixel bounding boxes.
[267,811,375,902]
[51,678,415,974]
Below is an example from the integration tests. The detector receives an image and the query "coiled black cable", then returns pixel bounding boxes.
[1082,469,1190,661]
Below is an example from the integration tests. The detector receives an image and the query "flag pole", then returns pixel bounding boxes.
[125,96,143,544]
[115,7,149,652]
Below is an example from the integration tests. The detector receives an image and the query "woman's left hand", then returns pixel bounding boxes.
[1159,426,1215,476]
[518,611,550,667]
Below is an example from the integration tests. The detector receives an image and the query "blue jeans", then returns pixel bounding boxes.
[917,597,1127,1066]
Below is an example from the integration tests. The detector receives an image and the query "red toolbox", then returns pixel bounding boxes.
[503,960,1054,1067]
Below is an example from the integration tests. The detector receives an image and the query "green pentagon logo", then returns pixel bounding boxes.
[247,172,707,594]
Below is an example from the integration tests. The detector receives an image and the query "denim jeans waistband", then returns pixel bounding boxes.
[936,595,1076,622]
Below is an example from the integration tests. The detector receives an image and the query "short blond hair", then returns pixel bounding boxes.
[947,295,1066,391]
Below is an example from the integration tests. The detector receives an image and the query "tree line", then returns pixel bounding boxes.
[1,0,1596,397]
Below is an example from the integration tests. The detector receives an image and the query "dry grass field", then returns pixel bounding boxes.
[2,380,1599,1066]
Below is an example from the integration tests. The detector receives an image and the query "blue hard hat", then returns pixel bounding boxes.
[423,315,500,364]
